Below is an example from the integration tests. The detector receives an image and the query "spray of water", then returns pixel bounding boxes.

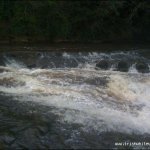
[0,51,150,134]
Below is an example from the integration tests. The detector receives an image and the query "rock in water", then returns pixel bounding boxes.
[117,61,129,72]
[27,64,36,69]
[96,60,109,70]
[136,62,149,73]
[64,58,78,68]
[36,57,51,69]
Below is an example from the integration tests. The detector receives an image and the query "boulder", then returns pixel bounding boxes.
[136,62,149,73]
[117,61,129,72]
[96,60,109,70]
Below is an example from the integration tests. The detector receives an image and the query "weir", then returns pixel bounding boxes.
[0,50,150,149]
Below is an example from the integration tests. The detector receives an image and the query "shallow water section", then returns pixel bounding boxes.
[0,49,150,149]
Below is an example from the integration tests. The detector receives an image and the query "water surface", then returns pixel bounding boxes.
[0,48,150,149]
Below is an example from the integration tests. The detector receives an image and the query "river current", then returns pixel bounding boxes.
[0,49,150,149]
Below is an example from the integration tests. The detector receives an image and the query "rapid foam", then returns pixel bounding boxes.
[0,52,150,134]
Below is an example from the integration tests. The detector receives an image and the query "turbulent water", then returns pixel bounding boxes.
[0,49,150,149]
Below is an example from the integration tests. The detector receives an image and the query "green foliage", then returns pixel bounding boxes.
[0,0,149,42]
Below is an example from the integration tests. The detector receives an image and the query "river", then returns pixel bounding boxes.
[0,45,150,149]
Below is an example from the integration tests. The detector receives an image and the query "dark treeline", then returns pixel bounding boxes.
[0,0,150,43]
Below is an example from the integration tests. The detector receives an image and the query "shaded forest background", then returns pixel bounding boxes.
[0,0,150,44]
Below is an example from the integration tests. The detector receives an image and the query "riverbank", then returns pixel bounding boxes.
[0,40,150,53]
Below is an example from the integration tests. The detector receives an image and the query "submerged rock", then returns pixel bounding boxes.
[36,57,51,69]
[96,60,109,70]
[117,61,129,72]
[136,62,149,73]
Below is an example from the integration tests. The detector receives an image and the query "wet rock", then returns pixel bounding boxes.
[96,60,109,70]
[11,128,42,149]
[27,64,36,69]
[36,126,49,135]
[20,54,38,67]
[36,57,50,69]
[36,52,42,57]
[136,62,149,73]
[64,59,78,68]
[51,60,62,68]
[117,61,129,72]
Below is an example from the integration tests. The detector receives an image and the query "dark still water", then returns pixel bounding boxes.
[0,47,150,149]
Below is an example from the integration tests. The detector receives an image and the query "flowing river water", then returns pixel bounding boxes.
[0,47,150,149]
